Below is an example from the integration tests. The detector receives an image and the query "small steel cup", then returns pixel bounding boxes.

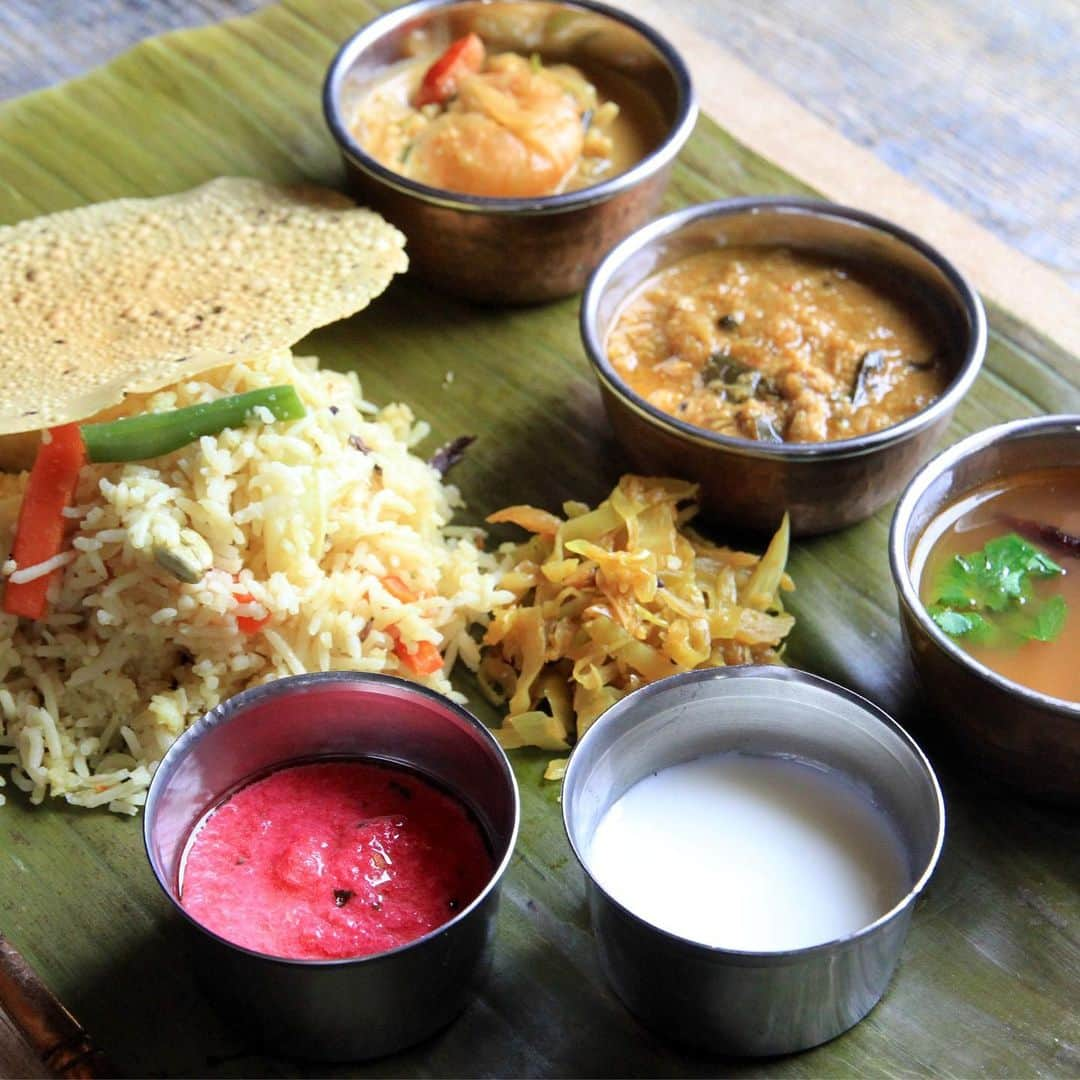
[322,0,697,304]
[144,672,519,1061]
[562,666,944,1056]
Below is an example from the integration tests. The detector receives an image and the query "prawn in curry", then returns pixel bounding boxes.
[352,33,665,199]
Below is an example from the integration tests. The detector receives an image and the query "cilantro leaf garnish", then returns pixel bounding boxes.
[929,532,1067,646]
[930,606,994,644]
[1030,594,1068,642]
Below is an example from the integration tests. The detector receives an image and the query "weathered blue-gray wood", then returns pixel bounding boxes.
[1,0,1077,287]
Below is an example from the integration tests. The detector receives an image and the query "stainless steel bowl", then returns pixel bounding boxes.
[890,414,1080,804]
[144,672,520,1061]
[323,0,697,303]
[562,666,944,1056]
[580,197,987,535]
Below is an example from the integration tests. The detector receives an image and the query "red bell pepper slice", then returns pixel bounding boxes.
[415,33,485,107]
[3,424,86,620]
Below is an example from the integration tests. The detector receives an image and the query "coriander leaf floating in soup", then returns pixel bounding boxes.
[917,467,1080,703]
[928,533,1067,646]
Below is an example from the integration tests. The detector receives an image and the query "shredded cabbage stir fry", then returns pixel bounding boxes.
[479,476,795,779]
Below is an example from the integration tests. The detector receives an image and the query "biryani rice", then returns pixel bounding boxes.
[0,351,511,814]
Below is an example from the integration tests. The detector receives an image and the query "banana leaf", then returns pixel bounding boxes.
[0,1,1076,1076]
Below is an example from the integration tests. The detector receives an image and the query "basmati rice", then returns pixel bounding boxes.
[8,550,76,585]
[0,351,511,814]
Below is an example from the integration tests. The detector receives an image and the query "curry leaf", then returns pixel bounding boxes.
[851,349,887,407]
[703,353,775,403]
[703,352,751,386]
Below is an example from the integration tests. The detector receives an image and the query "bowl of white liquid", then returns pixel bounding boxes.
[562,666,944,1056]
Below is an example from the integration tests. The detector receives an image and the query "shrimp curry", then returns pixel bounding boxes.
[352,33,666,199]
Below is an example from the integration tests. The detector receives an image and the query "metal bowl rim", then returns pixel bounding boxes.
[322,0,698,216]
[888,413,1080,718]
[580,195,987,460]
[561,665,946,962]
[143,670,522,968]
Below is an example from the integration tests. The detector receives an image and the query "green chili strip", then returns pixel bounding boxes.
[80,386,306,463]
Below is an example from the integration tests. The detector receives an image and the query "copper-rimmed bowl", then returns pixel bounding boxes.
[889,415,1080,804]
[323,0,697,304]
[580,197,987,535]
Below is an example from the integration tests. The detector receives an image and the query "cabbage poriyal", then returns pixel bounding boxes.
[480,476,795,779]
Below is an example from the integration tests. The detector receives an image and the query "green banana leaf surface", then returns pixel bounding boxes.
[0,1,1077,1076]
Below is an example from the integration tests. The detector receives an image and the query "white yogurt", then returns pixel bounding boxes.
[587,753,911,952]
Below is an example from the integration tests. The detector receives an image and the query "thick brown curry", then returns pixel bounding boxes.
[607,246,950,444]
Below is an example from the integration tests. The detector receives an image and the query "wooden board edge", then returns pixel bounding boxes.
[0,934,113,1078]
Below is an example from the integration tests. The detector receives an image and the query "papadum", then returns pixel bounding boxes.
[0,177,407,441]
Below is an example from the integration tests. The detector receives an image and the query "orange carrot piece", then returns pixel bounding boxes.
[233,590,270,635]
[382,575,417,603]
[391,631,444,676]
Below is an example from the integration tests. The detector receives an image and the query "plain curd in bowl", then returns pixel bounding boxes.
[587,752,911,952]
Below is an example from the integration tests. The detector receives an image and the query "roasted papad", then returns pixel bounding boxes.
[0,177,407,451]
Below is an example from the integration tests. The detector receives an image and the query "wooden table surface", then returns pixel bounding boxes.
[0,2,1076,1077]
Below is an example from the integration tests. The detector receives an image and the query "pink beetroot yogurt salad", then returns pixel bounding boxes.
[180,760,494,960]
